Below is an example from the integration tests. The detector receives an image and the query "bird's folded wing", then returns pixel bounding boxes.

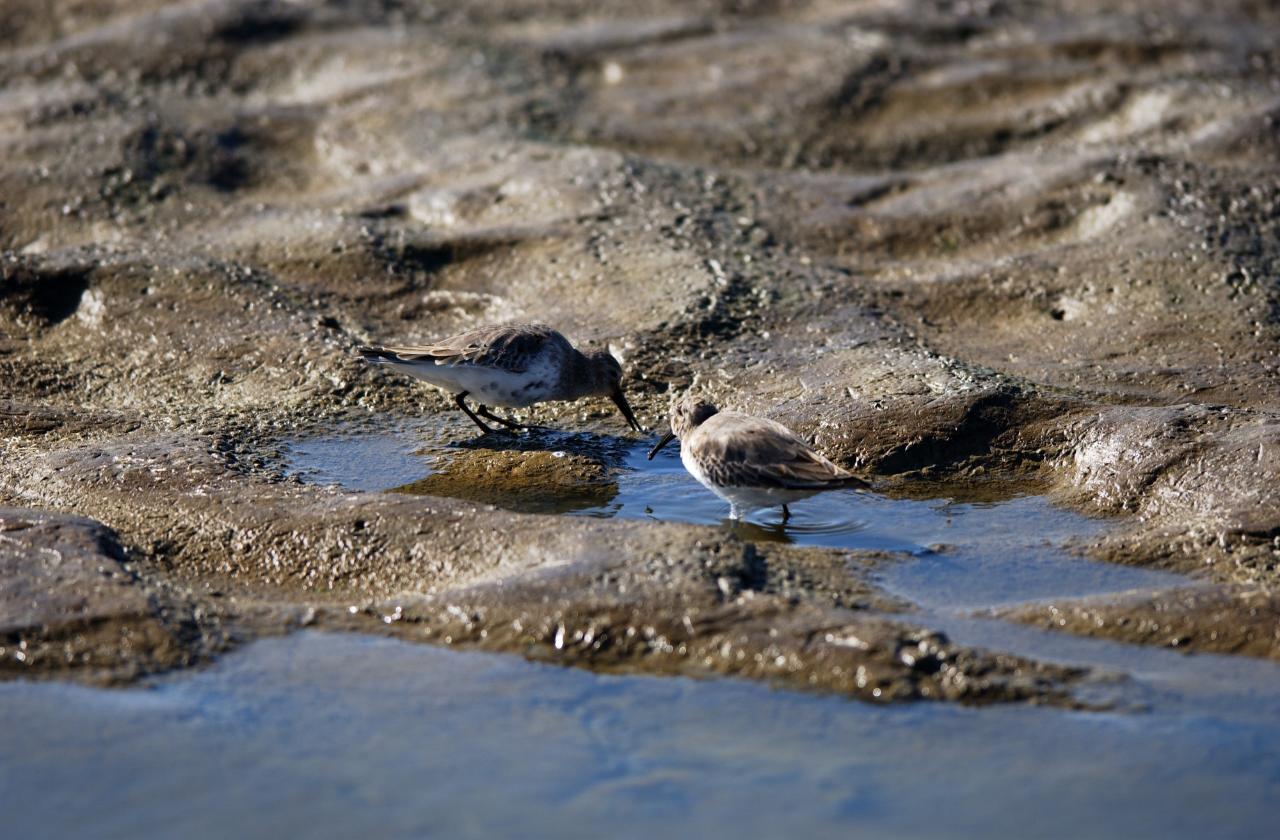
[374,324,561,372]
[700,419,869,490]
[704,452,868,490]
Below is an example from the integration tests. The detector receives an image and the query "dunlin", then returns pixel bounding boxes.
[358,323,642,434]
[648,393,869,522]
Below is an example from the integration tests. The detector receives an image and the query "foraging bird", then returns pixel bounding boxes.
[358,323,642,435]
[648,393,869,522]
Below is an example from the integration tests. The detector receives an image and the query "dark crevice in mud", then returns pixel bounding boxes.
[205,128,255,193]
[118,122,253,199]
[797,52,916,170]
[0,261,91,328]
[387,234,527,279]
[213,2,307,46]
[825,53,912,119]
[328,218,551,299]
[0,401,68,436]
[119,123,197,198]
[872,387,1035,475]
[391,242,459,277]
[843,179,913,209]
[537,19,718,67]
[111,109,318,206]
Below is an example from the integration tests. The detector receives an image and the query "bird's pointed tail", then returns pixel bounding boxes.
[838,473,872,491]
[830,469,872,491]
[357,345,396,362]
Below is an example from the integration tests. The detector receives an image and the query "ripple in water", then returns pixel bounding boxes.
[592,442,892,547]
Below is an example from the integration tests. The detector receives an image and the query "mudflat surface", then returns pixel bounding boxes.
[2,5,1280,826]
[4,1,1280,833]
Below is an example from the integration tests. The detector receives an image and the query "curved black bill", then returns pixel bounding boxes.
[647,429,676,460]
[611,388,643,433]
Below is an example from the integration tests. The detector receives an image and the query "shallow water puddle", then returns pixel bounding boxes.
[283,423,1185,611]
[4,631,1279,839]
[284,425,434,491]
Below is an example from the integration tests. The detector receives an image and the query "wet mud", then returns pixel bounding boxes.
[996,585,1280,660]
[0,507,225,683]
[392,446,618,513]
[2,0,1279,695]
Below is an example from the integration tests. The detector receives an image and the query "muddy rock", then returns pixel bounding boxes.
[1056,406,1280,581]
[0,507,221,683]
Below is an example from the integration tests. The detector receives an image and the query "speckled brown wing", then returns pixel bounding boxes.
[691,413,870,490]
[374,324,569,372]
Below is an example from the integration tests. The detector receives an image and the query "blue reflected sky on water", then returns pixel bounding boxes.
[3,631,1280,840]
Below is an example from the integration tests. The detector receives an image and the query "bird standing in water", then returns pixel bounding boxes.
[648,393,869,522]
[358,323,642,435]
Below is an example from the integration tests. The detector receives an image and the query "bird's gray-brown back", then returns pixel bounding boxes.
[688,412,867,490]
[370,323,572,373]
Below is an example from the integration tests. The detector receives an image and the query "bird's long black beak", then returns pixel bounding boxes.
[647,429,676,460]
[611,387,643,433]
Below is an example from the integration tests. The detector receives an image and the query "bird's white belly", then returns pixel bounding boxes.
[392,359,555,408]
[680,447,814,513]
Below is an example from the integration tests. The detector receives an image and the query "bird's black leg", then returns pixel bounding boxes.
[454,392,495,434]
[781,504,791,524]
[476,404,533,431]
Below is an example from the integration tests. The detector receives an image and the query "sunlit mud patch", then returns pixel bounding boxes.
[283,422,1187,611]
[394,448,617,515]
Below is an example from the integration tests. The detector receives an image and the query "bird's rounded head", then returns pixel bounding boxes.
[669,393,719,439]
[582,349,642,432]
